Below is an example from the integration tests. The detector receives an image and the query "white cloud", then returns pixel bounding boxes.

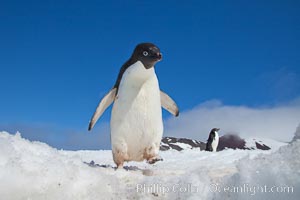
[164,99,300,142]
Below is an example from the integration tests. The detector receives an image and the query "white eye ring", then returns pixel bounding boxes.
[143,51,148,56]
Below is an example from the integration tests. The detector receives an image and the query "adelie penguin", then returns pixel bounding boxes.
[205,128,220,152]
[88,43,179,169]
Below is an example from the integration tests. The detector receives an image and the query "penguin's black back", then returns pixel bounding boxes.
[205,130,216,151]
[113,58,136,93]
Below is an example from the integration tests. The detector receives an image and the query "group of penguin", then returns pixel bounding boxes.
[88,43,219,169]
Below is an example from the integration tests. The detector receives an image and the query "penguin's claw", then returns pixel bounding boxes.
[147,157,163,164]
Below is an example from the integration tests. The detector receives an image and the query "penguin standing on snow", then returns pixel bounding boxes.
[205,128,220,152]
[88,43,179,169]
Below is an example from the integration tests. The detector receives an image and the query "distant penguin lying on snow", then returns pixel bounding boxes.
[88,43,179,169]
[205,128,220,152]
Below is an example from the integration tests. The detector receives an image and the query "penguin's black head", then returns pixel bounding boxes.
[208,128,220,140]
[131,43,162,69]
[210,128,220,136]
[211,128,220,133]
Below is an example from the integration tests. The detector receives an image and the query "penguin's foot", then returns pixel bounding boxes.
[112,145,129,170]
[116,163,124,170]
[147,157,163,165]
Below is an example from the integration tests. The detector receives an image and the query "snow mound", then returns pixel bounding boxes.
[292,124,300,142]
[0,131,298,200]
[215,141,300,200]
[0,132,115,199]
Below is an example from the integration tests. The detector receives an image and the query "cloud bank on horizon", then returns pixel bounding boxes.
[2,97,300,150]
[164,97,300,143]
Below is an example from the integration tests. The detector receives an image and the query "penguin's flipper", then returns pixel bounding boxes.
[160,91,179,117]
[88,88,117,131]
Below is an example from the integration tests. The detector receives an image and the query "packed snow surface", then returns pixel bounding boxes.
[0,131,299,200]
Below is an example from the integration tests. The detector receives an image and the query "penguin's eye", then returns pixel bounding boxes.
[143,51,149,56]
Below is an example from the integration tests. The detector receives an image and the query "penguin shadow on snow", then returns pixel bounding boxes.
[83,160,155,176]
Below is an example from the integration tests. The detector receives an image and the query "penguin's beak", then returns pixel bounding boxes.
[155,52,162,61]
[216,128,220,131]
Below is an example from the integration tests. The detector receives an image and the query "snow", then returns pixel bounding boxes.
[0,131,299,200]
[292,124,300,141]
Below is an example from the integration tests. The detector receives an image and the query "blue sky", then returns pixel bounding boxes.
[0,0,299,150]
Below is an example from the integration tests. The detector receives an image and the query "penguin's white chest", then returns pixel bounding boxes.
[212,132,219,152]
[110,61,163,161]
